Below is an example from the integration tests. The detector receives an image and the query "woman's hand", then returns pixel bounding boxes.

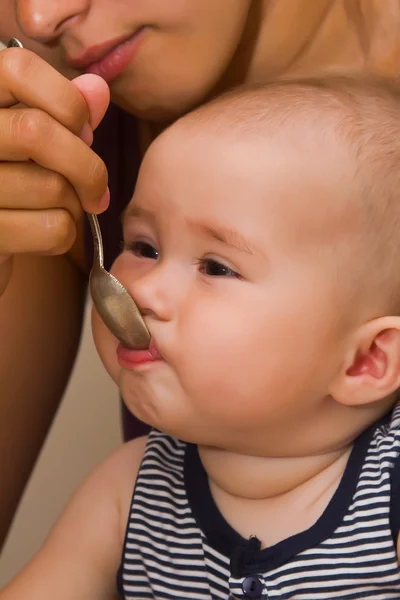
[0,47,110,294]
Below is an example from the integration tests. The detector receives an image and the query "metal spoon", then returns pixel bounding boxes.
[87,214,150,348]
[8,38,151,350]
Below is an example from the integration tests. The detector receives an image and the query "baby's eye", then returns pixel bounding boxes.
[127,241,159,260]
[198,258,240,278]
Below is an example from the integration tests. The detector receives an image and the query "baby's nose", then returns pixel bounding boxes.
[131,264,175,323]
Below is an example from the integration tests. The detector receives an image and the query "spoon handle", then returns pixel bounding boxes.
[87,213,104,267]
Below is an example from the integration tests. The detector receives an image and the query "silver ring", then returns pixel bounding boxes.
[7,38,23,49]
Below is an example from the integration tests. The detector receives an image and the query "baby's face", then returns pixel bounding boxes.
[94,122,359,456]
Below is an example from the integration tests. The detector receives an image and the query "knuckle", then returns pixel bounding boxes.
[43,171,70,200]
[43,210,74,252]
[63,88,89,128]
[44,174,81,222]
[88,155,108,191]
[0,48,36,81]
[11,108,53,148]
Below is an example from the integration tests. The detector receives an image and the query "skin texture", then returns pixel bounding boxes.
[2,0,400,548]
[3,84,400,599]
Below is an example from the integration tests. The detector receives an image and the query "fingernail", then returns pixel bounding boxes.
[99,187,110,212]
[79,122,94,146]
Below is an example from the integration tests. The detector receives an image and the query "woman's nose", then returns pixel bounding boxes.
[15,0,88,42]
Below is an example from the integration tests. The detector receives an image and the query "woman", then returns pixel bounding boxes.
[1,0,400,549]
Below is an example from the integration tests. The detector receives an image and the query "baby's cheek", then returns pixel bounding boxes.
[175,300,265,406]
[177,310,275,416]
[109,253,129,281]
[178,335,248,408]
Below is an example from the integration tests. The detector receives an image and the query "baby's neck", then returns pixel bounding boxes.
[198,444,351,500]
[198,444,352,548]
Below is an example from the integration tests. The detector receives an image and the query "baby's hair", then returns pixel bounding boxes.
[182,77,400,314]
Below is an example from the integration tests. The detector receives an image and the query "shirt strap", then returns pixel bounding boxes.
[390,453,400,541]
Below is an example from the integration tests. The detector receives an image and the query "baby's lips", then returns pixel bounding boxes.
[149,339,162,360]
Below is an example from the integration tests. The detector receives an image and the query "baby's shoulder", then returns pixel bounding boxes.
[111,433,148,487]
[105,435,148,480]
[92,435,148,540]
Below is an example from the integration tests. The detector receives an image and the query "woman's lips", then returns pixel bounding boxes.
[84,28,147,83]
[117,339,162,368]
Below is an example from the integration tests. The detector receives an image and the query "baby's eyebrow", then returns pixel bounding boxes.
[121,204,154,227]
[189,220,266,258]
[122,208,266,258]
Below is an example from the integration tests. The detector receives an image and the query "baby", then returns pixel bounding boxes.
[3,78,400,600]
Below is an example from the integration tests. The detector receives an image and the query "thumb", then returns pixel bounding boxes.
[71,74,110,143]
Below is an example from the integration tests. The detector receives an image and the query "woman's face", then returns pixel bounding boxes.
[1,0,255,120]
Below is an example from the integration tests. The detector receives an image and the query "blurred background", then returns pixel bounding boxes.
[0,299,122,584]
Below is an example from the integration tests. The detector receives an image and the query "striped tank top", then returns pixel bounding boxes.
[118,403,400,599]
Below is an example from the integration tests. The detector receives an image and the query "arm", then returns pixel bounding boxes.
[0,252,86,548]
[0,48,110,548]
[0,436,147,600]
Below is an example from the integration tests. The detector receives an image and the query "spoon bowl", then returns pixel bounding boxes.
[87,213,150,349]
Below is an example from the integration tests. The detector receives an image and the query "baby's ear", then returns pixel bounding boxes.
[330,316,400,406]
